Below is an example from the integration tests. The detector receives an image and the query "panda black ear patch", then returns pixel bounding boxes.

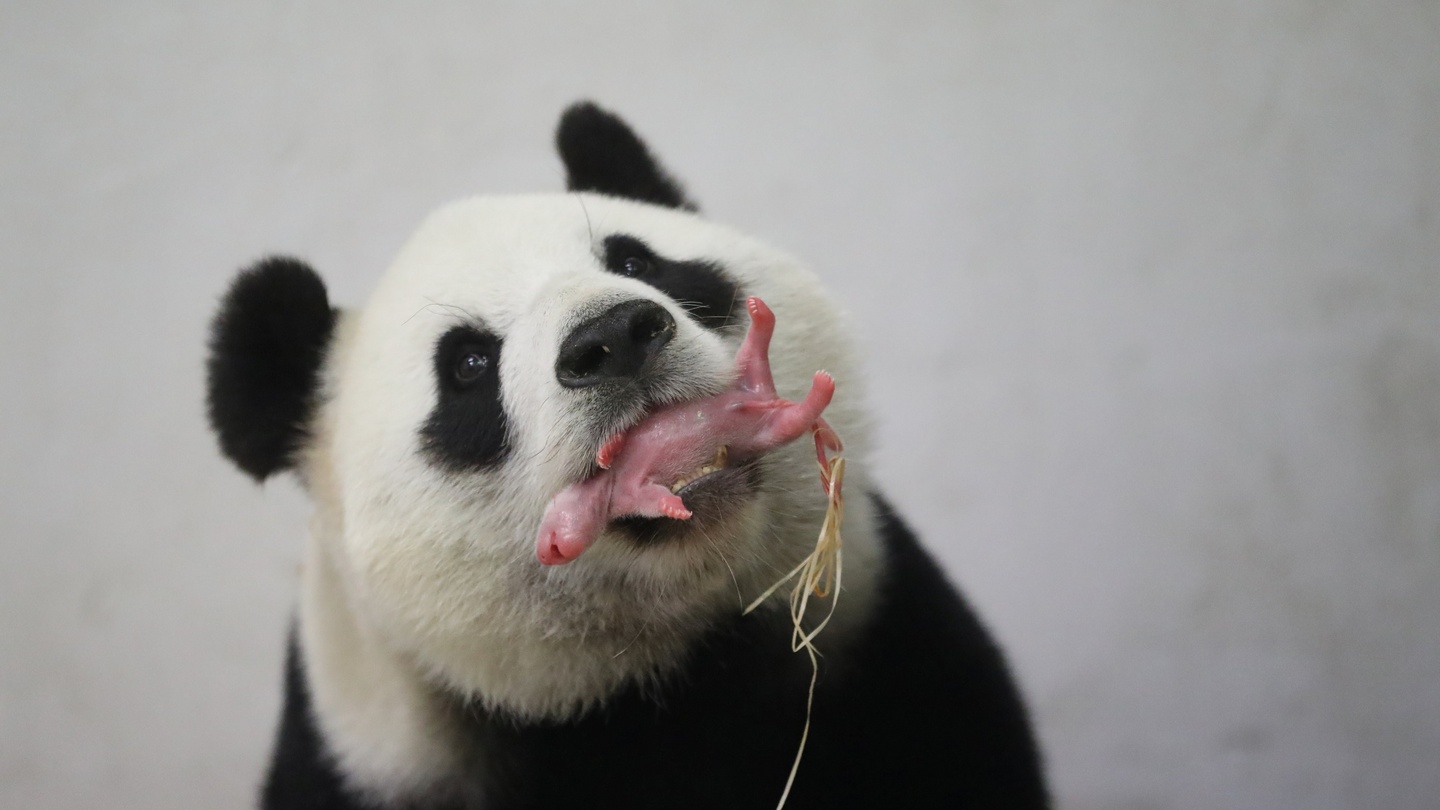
[556,101,697,211]
[206,257,336,482]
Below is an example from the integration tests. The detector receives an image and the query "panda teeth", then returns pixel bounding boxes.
[668,446,731,494]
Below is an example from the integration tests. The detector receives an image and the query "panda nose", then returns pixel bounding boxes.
[556,299,677,389]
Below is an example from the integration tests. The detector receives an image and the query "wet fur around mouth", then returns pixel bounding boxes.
[611,461,761,546]
[577,371,729,468]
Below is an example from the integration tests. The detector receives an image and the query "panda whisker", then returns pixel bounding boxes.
[723,292,740,324]
[403,299,475,326]
[402,303,436,325]
[575,193,596,246]
[610,614,652,659]
[697,526,744,611]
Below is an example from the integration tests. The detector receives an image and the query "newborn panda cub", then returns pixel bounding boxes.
[207,102,1049,810]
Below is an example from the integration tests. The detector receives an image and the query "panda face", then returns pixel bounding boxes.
[326,196,749,579]
[208,104,873,722]
[302,193,863,718]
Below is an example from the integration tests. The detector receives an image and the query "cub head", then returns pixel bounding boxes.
[206,102,873,721]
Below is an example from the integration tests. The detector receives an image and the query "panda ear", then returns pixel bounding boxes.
[556,101,698,211]
[206,257,336,482]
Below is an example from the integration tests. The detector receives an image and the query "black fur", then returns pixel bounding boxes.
[421,326,510,471]
[602,234,743,331]
[261,495,1050,809]
[207,257,335,481]
[260,633,363,809]
[557,102,697,211]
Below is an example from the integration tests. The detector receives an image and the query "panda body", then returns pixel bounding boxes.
[209,103,1048,809]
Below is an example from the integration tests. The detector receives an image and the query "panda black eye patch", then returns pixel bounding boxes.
[602,234,742,331]
[420,326,510,470]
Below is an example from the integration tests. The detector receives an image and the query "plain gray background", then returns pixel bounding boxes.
[3,2,1437,808]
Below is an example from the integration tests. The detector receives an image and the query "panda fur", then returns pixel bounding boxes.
[207,102,1049,809]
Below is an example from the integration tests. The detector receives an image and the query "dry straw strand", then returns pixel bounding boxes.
[744,452,846,810]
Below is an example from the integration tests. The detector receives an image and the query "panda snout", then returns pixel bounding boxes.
[556,299,675,389]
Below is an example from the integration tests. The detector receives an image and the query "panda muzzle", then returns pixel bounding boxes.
[535,296,839,565]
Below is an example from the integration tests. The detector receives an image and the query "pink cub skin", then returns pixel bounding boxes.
[536,297,840,565]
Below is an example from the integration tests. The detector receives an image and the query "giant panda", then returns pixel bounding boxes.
[206,102,1049,810]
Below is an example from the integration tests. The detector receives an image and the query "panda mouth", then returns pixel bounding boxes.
[534,296,839,566]
[612,456,761,546]
[667,444,731,494]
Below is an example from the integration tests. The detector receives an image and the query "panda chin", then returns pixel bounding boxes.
[609,461,761,547]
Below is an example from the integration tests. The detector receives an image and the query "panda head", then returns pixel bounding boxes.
[206,102,872,721]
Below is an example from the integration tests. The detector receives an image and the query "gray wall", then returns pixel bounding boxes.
[3,3,1437,808]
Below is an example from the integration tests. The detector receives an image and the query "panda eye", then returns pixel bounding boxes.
[620,256,651,278]
[454,350,492,384]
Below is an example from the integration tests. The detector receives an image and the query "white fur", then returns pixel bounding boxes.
[295,193,882,799]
